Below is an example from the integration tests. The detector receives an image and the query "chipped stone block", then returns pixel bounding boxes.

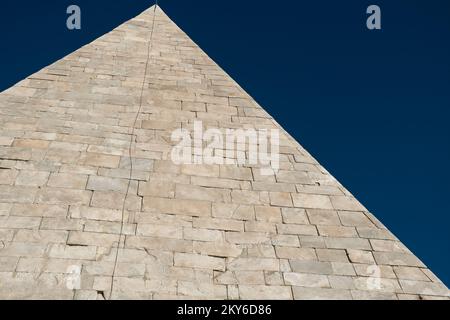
[347,249,375,264]
[292,194,333,210]
[68,231,119,247]
[174,253,225,271]
[212,203,254,220]
[193,241,242,258]
[143,197,211,217]
[48,244,97,260]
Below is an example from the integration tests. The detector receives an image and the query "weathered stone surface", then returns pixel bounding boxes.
[11,204,68,218]
[193,217,244,232]
[70,206,122,222]
[13,230,68,243]
[347,249,375,264]
[307,209,340,225]
[0,5,447,300]
[15,171,50,187]
[338,211,374,227]
[269,192,293,207]
[87,176,129,193]
[275,247,317,260]
[68,231,119,247]
[193,241,243,258]
[277,224,317,236]
[284,272,330,288]
[143,197,211,217]
[47,173,88,189]
[292,287,352,300]
[353,277,402,293]
[324,237,371,250]
[82,153,120,168]
[239,285,292,300]
[317,225,358,238]
[174,253,225,271]
[399,280,449,296]
[36,188,91,205]
[394,267,429,281]
[0,169,18,185]
[0,216,41,229]
[0,186,37,203]
[0,257,19,272]
[212,203,254,220]
[137,224,183,239]
[330,196,365,211]
[373,252,426,267]
[316,249,348,263]
[281,208,308,224]
[228,258,279,272]
[292,194,333,210]
[289,260,333,275]
[255,206,282,222]
[225,232,270,245]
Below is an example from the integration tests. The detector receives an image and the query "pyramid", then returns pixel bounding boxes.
[0,5,448,300]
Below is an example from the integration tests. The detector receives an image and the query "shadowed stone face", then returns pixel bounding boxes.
[0,5,448,300]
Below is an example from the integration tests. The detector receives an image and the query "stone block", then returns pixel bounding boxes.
[174,253,225,271]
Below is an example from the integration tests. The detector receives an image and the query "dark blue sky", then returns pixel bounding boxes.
[1,1,449,286]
